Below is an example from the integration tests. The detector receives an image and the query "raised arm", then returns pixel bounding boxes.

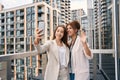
[34,28,43,45]
[80,30,93,59]
[34,28,50,53]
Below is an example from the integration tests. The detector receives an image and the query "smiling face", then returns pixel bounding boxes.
[55,27,64,40]
[67,25,77,37]
[53,25,68,46]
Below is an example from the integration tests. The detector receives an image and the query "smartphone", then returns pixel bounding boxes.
[39,21,45,34]
[38,21,45,44]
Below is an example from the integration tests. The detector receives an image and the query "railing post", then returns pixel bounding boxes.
[113,0,119,80]
[93,54,97,80]
[99,52,102,69]
[7,60,12,80]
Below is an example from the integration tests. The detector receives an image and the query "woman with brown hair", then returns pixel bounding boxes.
[34,25,70,80]
[66,21,93,80]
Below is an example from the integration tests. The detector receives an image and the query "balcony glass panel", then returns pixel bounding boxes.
[31,7,35,13]
[31,13,35,20]
[32,56,36,67]
[16,59,24,66]
[27,15,31,21]
[16,24,20,29]
[32,29,35,36]
[31,21,35,28]
[26,7,31,14]
[27,22,31,29]
[17,16,20,21]
[27,29,32,36]
[16,10,20,16]
[0,26,5,31]
[26,57,30,66]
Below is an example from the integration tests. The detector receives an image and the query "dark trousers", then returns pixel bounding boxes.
[69,73,75,80]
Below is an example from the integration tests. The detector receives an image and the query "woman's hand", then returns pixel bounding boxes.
[80,30,92,57]
[80,30,86,43]
[34,28,44,45]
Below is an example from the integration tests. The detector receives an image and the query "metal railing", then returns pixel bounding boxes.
[0,49,115,80]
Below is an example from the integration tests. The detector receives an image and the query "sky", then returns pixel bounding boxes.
[71,0,87,12]
[0,0,87,13]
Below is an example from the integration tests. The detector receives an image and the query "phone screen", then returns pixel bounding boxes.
[39,21,45,34]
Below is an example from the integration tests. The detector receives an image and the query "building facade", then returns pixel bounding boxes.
[0,2,61,80]
[71,9,85,23]
[80,15,89,42]
[33,0,71,24]
[87,0,95,49]
[93,0,119,79]
[94,0,113,49]
[86,9,95,49]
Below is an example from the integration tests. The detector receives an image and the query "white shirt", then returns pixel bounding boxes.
[58,46,66,67]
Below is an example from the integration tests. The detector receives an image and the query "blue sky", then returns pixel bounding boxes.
[0,0,87,12]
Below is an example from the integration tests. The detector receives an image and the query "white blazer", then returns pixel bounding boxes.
[71,36,93,80]
[35,40,69,80]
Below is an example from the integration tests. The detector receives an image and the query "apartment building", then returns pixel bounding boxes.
[93,0,118,79]
[94,0,113,49]
[71,9,85,23]
[0,2,61,80]
[87,0,95,49]
[87,9,95,49]
[80,15,89,41]
[71,8,94,48]
[33,0,71,24]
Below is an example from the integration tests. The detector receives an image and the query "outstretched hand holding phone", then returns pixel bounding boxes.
[34,28,44,45]
[34,21,45,45]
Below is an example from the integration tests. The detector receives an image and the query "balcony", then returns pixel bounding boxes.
[0,16,5,20]
[0,49,117,80]
[94,3,97,6]
[38,9,44,14]
[101,1,106,5]
[61,2,65,6]
[101,13,107,17]
[7,21,14,25]
[101,8,107,13]
[61,6,65,9]
[101,20,107,24]
[101,5,107,9]
[101,16,107,21]
[0,22,5,26]
[20,12,24,16]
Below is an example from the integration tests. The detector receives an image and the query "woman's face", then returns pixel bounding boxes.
[67,25,77,37]
[55,27,64,40]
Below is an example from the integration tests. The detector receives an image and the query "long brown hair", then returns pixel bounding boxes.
[53,25,68,47]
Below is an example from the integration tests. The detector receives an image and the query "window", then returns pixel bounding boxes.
[17,16,20,21]
[16,10,20,16]
[27,14,31,21]
[27,7,31,14]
